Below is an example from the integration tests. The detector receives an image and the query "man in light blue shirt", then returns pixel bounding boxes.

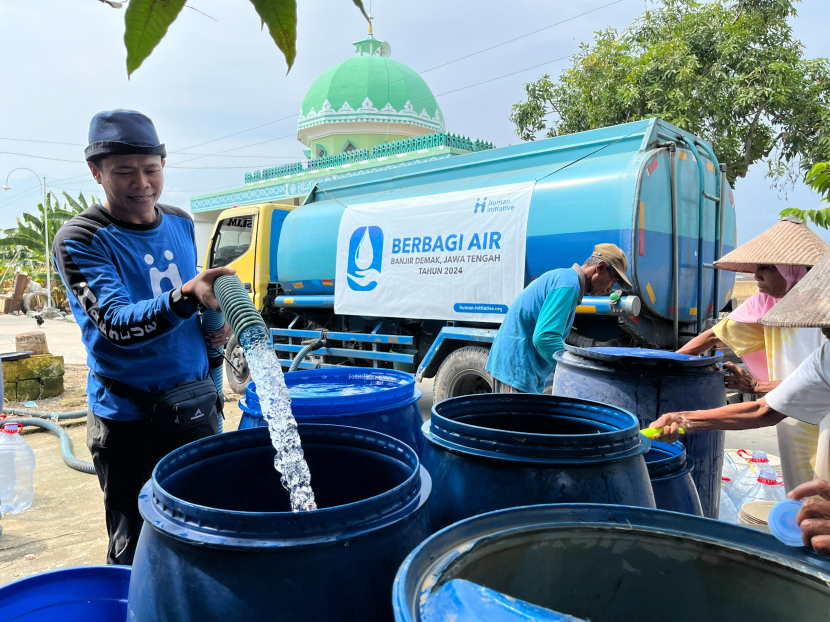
[486,243,632,393]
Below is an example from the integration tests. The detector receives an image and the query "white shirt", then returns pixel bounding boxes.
[767,340,830,425]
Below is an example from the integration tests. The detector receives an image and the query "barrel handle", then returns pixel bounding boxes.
[736,449,752,461]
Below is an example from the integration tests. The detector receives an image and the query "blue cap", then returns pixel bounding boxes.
[84,109,167,161]
[768,499,804,547]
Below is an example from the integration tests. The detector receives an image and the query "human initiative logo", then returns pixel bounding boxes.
[347,226,383,291]
[473,196,515,215]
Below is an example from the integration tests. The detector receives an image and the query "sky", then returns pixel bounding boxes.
[0,0,828,245]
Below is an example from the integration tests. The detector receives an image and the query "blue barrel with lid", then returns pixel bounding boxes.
[553,345,726,518]
[420,393,655,533]
[645,440,702,515]
[0,565,130,621]
[128,424,431,622]
[238,368,423,454]
[393,504,830,622]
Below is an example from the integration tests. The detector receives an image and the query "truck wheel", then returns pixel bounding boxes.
[433,346,493,403]
[225,333,251,394]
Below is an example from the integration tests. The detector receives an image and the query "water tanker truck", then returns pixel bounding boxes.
[203,118,737,400]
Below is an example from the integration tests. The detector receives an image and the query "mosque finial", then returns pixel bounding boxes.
[367,12,373,35]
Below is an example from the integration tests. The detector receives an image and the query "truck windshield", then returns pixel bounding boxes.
[209,215,255,268]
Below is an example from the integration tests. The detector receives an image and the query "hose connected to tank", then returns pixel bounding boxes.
[201,307,226,433]
[288,332,327,372]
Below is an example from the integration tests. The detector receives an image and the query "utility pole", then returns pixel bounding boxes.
[42,177,52,310]
[2,168,53,311]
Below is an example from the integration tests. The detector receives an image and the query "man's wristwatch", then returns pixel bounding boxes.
[170,287,200,317]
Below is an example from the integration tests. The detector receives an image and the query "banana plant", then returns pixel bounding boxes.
[119,0,368,77]
[0,192,97,285]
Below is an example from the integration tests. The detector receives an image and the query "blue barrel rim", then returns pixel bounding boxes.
[563,345,723,367]
[393,503,830,621]
[141,424,431,548]
[240,387,422,419]
[644,440,691,479]
[0,565,131,616]
[555,351,727,379]
[425,394,648,464]
[243,368,416,416]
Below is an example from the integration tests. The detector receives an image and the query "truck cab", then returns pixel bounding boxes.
[204,202,295,389]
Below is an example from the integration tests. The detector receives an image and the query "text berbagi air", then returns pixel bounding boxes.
[334,182,533,323]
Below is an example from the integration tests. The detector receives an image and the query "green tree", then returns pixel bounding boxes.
[117,0,367,77]
[0,192,96,286]
[780,161,830,228]
[509,0,830,187]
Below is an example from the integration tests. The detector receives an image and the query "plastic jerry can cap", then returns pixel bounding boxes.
[768,499,804,547]
[752,450,769,462]
[0,423,23,434]
[757,469,783,485]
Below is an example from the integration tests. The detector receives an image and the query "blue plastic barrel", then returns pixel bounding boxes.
[420,393,655,533]
[0,565,130,621]
[645,440,703,515]
[128,424,431,622]
[553,346,726,518]
[238,368,424,454]
[394,504,830,622]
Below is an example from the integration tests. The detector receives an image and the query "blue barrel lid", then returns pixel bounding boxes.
[0,565,131,620]
[240,368,416,417]
[768,499,805,548]
[563,345,722,367]
[643,440,689,479]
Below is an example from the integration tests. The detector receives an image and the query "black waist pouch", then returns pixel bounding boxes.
[94,373,221,433]
[150,378,220,433]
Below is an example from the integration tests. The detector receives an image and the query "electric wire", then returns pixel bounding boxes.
[166,51,577,169]
[165,0,630,156]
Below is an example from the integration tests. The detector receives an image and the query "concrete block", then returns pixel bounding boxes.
[16,331,49,355]
[3,354,65,381]
[41,376,64,398]
[4,381,16,402]
[17,379,41,402]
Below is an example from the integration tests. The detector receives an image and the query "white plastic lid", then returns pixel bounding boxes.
[768,499,804,547]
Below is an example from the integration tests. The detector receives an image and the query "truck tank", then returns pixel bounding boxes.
[277,118,736,347]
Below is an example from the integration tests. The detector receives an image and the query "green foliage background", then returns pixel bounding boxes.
[0,192,96,289]
[510,0,830,188]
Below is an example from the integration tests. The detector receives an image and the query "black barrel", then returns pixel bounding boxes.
[420,393,655,533]
[553,346,726,517]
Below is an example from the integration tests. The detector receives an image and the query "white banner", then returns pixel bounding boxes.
[335,182,534,322]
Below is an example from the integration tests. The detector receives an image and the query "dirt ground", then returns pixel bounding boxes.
[0,370,244,587]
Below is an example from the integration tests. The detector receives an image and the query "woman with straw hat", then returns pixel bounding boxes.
[676,216,829,491]
[651,249,830,496]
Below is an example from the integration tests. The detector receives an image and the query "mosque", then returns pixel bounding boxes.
[189,23,495,256]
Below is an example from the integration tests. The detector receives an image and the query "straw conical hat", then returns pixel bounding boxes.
[714,216,829,273]
[760,250,830,328]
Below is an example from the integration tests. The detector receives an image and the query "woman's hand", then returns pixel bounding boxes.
[648,412,692,443]
[789,480,830,556]
[723,362,760,394]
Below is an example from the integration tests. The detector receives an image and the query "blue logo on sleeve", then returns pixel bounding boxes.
[347,226,383,291]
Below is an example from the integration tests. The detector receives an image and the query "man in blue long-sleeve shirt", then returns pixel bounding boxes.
[486,243,633,393]
[53,110,233,564]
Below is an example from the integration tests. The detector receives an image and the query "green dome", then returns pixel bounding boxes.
[297,54,445,136]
